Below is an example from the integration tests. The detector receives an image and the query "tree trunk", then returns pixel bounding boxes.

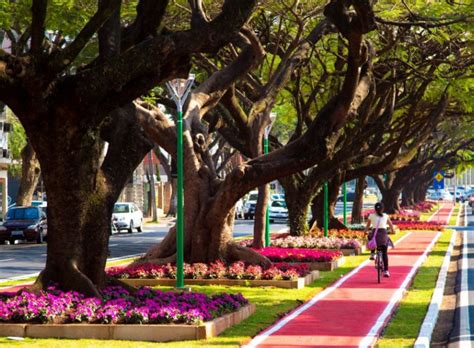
[402,185,415,207]
[167,178,177,217]
[351,176,365,223]
[312,185,347,230]
[286,194,310,236]
[382,188,402,214]
[28,104,153,296]
[31,124,109,297]
[146,154,158,221]
[252,185,268,248]
[16,141,41,206]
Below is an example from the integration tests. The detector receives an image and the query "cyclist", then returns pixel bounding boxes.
[364,202,395,278]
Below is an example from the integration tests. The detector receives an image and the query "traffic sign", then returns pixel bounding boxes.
[433,170,445,190]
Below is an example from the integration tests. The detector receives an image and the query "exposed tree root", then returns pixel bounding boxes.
[137,253,177,265]
[30,263,102,298]
[226,243,272,268]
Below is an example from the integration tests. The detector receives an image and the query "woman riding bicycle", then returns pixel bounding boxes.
[364,202,395,278]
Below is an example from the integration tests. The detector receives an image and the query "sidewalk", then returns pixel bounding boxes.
[245,231,441,347]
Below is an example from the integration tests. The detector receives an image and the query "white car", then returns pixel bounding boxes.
[269,200,288,222]
[112,202,143,233]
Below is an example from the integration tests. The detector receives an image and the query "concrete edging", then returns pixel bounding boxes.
[287,256,346,271]
[120,271,319,289]
[0,304,255,342]
[414,230,457,348]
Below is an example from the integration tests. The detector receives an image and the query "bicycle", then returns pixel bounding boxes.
[375,247,385,284]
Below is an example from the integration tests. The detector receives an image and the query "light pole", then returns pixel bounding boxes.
[166,74,195,289]
[323,181,328,237]
[343,182,347,225]
[264,112,277,247]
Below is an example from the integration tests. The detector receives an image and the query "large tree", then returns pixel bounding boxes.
[141,0,377,264]
[0,0,258,296]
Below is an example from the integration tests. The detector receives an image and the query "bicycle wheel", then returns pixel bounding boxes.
[377,251,382,284]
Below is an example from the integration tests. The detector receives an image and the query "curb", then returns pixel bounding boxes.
[414,230,457,347]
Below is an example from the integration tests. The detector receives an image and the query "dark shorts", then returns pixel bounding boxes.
[368,228,388,247]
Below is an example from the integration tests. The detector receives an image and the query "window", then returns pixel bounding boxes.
[113,204,130,213]
[6,207,40,220]
[271,201,287,208]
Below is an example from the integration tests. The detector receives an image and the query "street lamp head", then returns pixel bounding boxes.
[270,112,277,124]
[265,111,277,138]
[166,74,195,108]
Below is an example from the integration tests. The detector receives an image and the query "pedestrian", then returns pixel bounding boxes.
[364,202,395,278]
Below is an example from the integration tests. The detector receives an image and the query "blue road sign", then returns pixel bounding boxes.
[433,170,445,190]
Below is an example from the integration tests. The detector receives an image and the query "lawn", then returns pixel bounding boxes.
[377,229,453,347]
[448,203,461,226]
[0,233,408,347]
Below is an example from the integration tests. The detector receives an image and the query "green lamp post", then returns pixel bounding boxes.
[264,112,277,247]
[343,182,347,225]
[324,181,328,237]
[166,74,195,289]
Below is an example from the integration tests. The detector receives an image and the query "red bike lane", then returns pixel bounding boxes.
[244,231,442,348]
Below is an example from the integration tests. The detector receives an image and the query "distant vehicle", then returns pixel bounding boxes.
[271,194,285,201]
[269,200,288,222]
[0,206,47,244]
[112,202,143,233]
[337,192,356,202]
[244,191,259,220]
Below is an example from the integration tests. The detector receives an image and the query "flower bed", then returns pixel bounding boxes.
[364,209,420,221]
[0,285,248,325]
[256,247,342,262]
[401,201,436,213]
[0,286,255,342]
[108,261,310,281]
[314,229,367,240]
[270,236,360,250]
[394,221,444,231]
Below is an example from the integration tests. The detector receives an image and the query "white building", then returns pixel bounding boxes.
[0,107,11,217]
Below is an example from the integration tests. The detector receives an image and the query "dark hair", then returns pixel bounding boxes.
[374,202,384,217]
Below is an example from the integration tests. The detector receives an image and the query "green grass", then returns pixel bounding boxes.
[448,203,461,226]
[377,229,453,347]
[0,232,406,348]
[420,205,439,222]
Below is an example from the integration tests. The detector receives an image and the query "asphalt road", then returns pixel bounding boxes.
[0,220,288,282]
[0,201,371,282]
[449,204,474,345]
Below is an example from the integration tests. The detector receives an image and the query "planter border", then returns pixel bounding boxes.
[119,271,319,289]
[0,304,255,342]
[287,256,346,271]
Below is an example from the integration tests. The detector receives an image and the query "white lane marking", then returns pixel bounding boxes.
[0,259,14,262]
[459,230,471,341]
[109,244,118,247]
[359,232,441,348]
[427,204,442,222]
[414,230,457,347]
[445,204,455,226]
[244,232,413,348]
[464,202,468,227]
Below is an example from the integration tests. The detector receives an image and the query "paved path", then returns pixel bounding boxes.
[428,202,455,224]
[245,231,440,348]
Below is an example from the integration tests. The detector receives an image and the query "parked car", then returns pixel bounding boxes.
[244,191,259,220]
[112,202,143,233]
[0,206,47,244]
[269,200,288,222]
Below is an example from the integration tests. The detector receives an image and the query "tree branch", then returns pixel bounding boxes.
[30,0,48,56]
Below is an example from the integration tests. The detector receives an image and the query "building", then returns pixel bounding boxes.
[0,106,11,217]
[446,169,474,188]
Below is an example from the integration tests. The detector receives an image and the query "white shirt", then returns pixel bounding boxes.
[369,213,389,229]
